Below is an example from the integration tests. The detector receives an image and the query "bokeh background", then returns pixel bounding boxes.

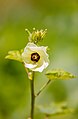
[0,0,78,119]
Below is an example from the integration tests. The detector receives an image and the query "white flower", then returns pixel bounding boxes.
[22,43,49,72]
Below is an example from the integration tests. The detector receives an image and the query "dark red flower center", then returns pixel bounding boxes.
[31,52,40,62]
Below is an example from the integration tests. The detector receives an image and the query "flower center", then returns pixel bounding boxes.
[31,52,40,62]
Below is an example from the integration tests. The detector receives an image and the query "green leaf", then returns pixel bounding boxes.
[46,69,76,80]
[37,102,74,116]
[5,50,23,62]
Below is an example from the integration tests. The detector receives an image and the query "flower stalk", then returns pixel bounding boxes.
[30,71,35,119]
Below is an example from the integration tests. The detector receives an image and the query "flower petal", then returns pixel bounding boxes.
[26,42,37,48]
[24,63,37,69]
[32,61,49,72]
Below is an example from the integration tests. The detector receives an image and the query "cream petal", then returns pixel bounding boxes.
[32,61,49,72]
[27,44,47,53]
[26,42,37,48]
[24,63,37,69]
[22,44,34,64]
[22,51,32,64]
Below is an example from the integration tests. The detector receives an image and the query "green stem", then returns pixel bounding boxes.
[30,71,35,119]
[35,80,51,97]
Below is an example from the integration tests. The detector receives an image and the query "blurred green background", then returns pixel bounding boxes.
[0,0,78,119]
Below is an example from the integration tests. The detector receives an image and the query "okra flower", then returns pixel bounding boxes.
[22,43,49,72]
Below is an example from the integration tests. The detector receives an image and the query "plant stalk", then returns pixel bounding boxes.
[30,71,35,119]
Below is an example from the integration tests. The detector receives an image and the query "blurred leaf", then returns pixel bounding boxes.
[46,69,76,80]
[37,102,74,116]
[5,50,23,62]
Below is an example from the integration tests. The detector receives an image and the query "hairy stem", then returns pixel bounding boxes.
[30,72,35,119]
[35,80,51,97]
